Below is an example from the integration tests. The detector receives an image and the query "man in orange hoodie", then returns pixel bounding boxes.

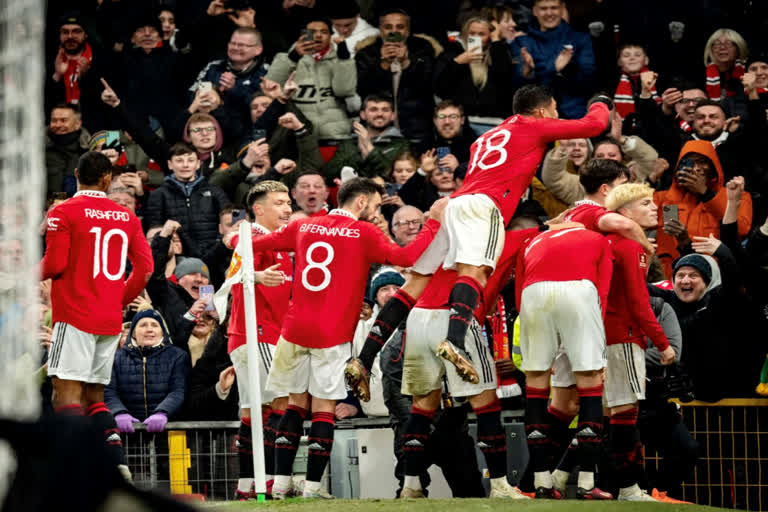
[654,140,752,277]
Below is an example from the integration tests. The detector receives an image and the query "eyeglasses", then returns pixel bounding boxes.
[229,42,259,49]
[711,40,735,49]
[189,126,216,134]
[435,113,461,120]
[393,219,422,228]
[679,98,703,105]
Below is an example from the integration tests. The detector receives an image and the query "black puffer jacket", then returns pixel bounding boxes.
[182,327,239,421]
[356,34,441,143]
[105,342,190,421]
[144,175,230,258]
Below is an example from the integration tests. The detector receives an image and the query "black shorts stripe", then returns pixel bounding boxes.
[51,323,67,369]
[489,209,501,260]
[484,209,500,261]
[623,344,641,394]
[258,343,270,375]
[471,323,492,383]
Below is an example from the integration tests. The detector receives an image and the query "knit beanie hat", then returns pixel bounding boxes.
[174,257,210,281]
[127,304,172,346]
[370,267,405,301]
[673,254,712,284]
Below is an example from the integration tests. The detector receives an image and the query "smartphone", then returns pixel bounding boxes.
[563,44,573,50]
[436,146,451,173]
[104,130,121,148]
[200,285,215,311]
[300,28,315,42]
[231,209,247,224]
[252,127,267,142]
[385,183,403,196]
[662,204,679,224]
[199,81,213,94]
[467,35,482,53]
[385,32,404,43]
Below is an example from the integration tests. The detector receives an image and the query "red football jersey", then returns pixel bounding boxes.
[563,200,611,232]
[453,103,609,224]
[517,227,613,317]
[605,234,669,351]
[227,223,293,353]
[417,228,540,320]
[41,191,153,335]
[233,209,440,348]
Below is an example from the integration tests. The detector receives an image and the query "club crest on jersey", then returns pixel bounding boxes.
[638,253,648,268]
[226,252,242,279]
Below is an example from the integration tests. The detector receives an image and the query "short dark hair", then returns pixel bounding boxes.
[579,159,631,194]
[512,85,554,115]
[306,17,332,32]
[337,177,385,207]
[593,136,625,160]
[76,152,114,186]
[362,93,394,110]
[51,102,81,117]
[293,169,325,186]
[533,0,561,4]
[694,99,727,117]
[168,142,197,158]
[379,8,410,23]
[617,42,647,56]
[434,100,464,117]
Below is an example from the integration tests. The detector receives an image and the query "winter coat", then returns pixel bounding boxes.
[266,44,356,140]
[182,327,239,421]
[356,34,442,143]
[517,21,596,119]
[105,341,190,421]
[434,40,523,119]
[399,169,448,212]
[343,18,379,57]
[190,58,269,141]
[144,174,231,258]
[44,129,91,198]
[654,140,753,277]
[323,126,410,181]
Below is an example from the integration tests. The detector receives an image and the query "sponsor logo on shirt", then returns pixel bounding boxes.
[84,209,131,222]
[299,224,360,238]
[47,217,61,230]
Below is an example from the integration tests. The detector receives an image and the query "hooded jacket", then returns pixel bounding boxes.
[517,21,595,119]
[266,43,356,140]
[654,140,753,277]
[44,128,91,197]
[105,310,190,421]
[143,174,231,258]
[181,114,229,176]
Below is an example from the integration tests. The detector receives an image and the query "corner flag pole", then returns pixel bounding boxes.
[239,221,267,500]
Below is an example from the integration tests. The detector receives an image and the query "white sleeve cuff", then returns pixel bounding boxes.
[622,136,637,152]
[215,382,231,400]
[417,167,427,176]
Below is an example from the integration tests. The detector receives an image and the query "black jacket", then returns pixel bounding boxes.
[144,175,231,258]
[356,35,439,143]
[434,40,522,119]
[182,327,239,421]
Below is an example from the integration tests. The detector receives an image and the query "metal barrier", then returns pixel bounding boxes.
[645,399,768,511]
[124,401,768,508]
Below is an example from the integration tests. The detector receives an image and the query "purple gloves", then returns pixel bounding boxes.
[144,412,168,432]
[115,413,139,433]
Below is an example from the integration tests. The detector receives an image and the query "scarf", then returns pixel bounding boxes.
[706,60,744,100]
[312,45,331,62]
[63,42,93,104]
[614,66,659,118]
[678,116,692,133]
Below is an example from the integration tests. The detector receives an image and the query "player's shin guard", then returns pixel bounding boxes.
[526,386,554,489]
[575,386,604,490]
[86,402,126,466]
[403,407,436,490]
[237,417,254,492]
[359,289,415,371]
[446,277,482,351]
[275,405,306,478]
[610,407,642,490]
[264,410,284,480]
[306,412,335,484]
[474,399,507,479]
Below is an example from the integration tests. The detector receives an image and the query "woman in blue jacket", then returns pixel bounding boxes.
[106,307,190,433]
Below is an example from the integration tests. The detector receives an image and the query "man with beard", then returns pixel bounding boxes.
[46,13,108,131]
[223,178,445,499]
[45,103,90,198]
[324,94,409,180]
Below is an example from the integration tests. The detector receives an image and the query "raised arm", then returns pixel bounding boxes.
[597,213,653,254]
[537,101,610,144]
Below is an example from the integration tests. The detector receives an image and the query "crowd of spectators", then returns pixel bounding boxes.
[40,0,768,453]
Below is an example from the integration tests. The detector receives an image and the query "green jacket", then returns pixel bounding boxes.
[266,44,356,140]
[323,126,410,181]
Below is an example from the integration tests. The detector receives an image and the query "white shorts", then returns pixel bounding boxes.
[604,343,646,408]
[230,344,288,408]
[265,337,351,400]
[411,194,504,275]
[519,280,605,374]
[47,322,120,385]
[551,349,576,388]
[402,308,497,398]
